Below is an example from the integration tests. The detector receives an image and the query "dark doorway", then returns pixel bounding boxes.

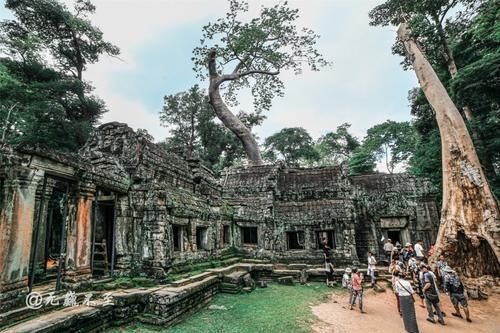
[196,227,208,250]
[287,231,305,250]
[387,230,401,245]
[92,200,115,277]
[241,227,258,245]
[223,225,231,245]
[30,180,69,285]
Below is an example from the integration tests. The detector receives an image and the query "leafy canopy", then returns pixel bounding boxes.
[2,0,120,79]
[160,85,265,173]
[315,123,360,166]
[192,0,329,112]
[263,127,319,167]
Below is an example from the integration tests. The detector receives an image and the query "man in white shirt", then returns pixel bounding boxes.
[414,240,425,262]
[367,251,377,287]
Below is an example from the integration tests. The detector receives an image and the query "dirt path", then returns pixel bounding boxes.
[311,287,500,333]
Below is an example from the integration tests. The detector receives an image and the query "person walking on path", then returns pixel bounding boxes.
[367,251,377,287]
[383,239,394,261]
[422,265,446,325]
[443,267,472,323]
[350,267,365,313]
[342,267,353,306]
[414,263,426,309]
[325,258,335,287]
[395,272,420,333]
[389,259,403,315]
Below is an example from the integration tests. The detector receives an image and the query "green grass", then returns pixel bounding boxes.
[108,283,334,333]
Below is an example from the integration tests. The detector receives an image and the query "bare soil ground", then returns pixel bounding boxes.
[311,286,500,333]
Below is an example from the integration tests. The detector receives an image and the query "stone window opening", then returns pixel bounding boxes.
[287,231,305,250]
[196,227,209,250]
[223,225,231,245]
[241,226,258,245]
[172,225,184,252]
[317,230,336,249]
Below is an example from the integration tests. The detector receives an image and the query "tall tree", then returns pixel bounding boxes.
[263,127,319,167]
[362,120,417,174]
[398,23,500,278]
[3,0,119,81]
[161,85,211,157]
[348,147,377,176]
[2,0,119,124]
[0,59,92,150]
[193,0,329,166]
[0,0,119,148]
[160,85,264,173]
[315,123,360,166]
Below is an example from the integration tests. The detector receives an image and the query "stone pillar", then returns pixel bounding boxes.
[0,168,43,311]
[63,181,95,288]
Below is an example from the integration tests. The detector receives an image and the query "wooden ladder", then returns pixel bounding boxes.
[92,240,109,276]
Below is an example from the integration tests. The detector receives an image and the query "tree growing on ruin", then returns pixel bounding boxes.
[397,23,500,278]
[2,0,119,127]
[192,0,329,166]
[363,120,417,174]
[0,0,119,148]
[315,123,360,166]
[263,127,319,167]
[160,85,265,173]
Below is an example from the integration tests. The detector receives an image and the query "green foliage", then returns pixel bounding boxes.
[371,0,500,198]
[192,0,329,113]
[348,147,377,176]
[315,123,360,166]
[107,283,333,333]
[3,0,119,79]
[160,85,264,174]
[263,127,319,167]
[0,0,118,150]
[364,120,417,174]
[0,59,94,149]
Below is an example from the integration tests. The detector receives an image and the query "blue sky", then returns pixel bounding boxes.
[0,0,418,146]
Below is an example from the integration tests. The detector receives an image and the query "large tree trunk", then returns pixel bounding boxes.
[207,49,263,166]
[398,23,500,279]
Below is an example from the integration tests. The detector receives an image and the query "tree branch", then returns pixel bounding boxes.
[439,0,458,26]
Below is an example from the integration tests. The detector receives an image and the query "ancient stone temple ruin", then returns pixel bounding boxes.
[0,122,440,328]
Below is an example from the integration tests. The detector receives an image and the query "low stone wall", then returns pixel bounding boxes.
[139,275,219,326]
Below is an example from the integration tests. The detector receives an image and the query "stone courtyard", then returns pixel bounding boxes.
[0,122,442,331]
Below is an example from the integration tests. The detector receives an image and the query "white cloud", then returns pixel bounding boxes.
[67,0,417,154]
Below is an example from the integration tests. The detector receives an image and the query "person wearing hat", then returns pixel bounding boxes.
[383,239,394,261]
[342,267,353,306]
[443,267,471,322]
[401,243,414,270]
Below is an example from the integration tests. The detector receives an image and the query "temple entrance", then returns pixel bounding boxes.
[29,178,71,289]
[91,193,116,277]
[387,230,401,245]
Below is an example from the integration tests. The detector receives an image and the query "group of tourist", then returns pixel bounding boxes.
[386,240,472,333]
[329,238,472,333]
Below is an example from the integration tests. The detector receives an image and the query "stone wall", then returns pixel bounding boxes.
[222,165,439,264]
[0,122,440,313]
